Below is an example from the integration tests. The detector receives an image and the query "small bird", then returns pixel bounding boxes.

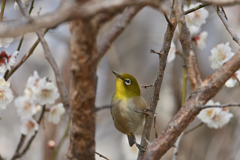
[111,71,148,151]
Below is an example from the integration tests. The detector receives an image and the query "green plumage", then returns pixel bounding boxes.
[111,71,147,151]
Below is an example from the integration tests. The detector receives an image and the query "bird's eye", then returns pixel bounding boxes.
[124,79,131,85]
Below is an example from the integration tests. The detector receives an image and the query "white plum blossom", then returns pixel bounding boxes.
[225,70,240,88]
[33,78,59,105]
[24,71,41,98]
[24,71,60,105]
[20,116,39,136]
[0,50,19,73]
[194,31,208,50]
[0,78,10,87]
[0,78,13,110]
[197,100,233,129]
[0,63,7,74]
[0,37,14,48]
[167,42,177,63]
[14,96,37,117]
[184,3,209,35]
[49,103,65,124]
[8,51,19,68]
[209,42,235,70]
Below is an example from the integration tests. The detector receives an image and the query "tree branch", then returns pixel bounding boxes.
[142,0,240,158]
[98,6,143,57]
[172,132,183,160]
[11,106,46,160]
[184,3,210,15]
[199,0,240,5]
[142,48,240,160]
[36,31,70,109]
[215,6,240,46]
[137,1,178,159]
[95,151,110,160]
[5,29,49,80]
[0,0,159,38]
[197,103,240,109]
[176,0,202,91]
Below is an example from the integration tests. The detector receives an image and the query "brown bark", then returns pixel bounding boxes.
[67,19,99,160]
[142,49,240,160]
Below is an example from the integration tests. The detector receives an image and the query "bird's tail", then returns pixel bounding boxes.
[127,133,135,147]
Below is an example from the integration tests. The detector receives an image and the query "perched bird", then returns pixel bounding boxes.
[111,71,148,151]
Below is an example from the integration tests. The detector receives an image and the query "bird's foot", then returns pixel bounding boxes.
[144,108,154,116]
[136,143,146,152]
[133,108,152,116]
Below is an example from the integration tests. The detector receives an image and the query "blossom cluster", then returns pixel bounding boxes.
[0,50,19,74]
[208,42,240,87]
[197,100,233,129]
[0,78,14,110]
[167,3,209,63]
[14,71,65,136]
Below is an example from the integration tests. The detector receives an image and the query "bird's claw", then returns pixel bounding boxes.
[136,143,146,152]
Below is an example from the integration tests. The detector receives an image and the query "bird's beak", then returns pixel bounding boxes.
[112,71,123,80]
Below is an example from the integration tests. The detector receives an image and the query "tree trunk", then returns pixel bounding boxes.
[67,19,98,160]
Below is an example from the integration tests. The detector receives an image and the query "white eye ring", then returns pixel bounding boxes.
[124,79,131,85]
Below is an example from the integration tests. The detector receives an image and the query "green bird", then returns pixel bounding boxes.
[111,71,147,151]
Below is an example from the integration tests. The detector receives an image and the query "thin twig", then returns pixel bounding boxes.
[4,29,49,80]
[184,3,210,15]
[51,118,71,160]
[137,1,178,159]
[183,122,204,135]
[181,54,187,106]
[95,104,113,112]
[133,109,152,116]
[233,74,240,85]
[163,12,173,27]
[0,0,7,22]
[17,0,69,108]
[142,84,153,88]
[16,0,35,52]
[176,51,185,61]
[98,6,143,58]
[12,135,26,158]
[197,103,240,109]
[95,151,110,160]
[215,6,240,46]
[154,114,158,138]
[199,0,240,5]
[150,49,162,56]
[172,132,183,160]
[11,106,46,160]
[36,31,70,109]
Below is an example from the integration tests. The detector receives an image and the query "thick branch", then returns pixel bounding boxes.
[176,0,202,91]
[137,2,178,160]
[98,6,143,57]
[142,48,240,159]
[0,0,159,38]
[215,6,240,46]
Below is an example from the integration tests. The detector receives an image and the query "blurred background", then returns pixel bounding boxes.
[1,0,240,160]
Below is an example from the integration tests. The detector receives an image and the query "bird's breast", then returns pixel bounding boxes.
[111,96,147,134]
